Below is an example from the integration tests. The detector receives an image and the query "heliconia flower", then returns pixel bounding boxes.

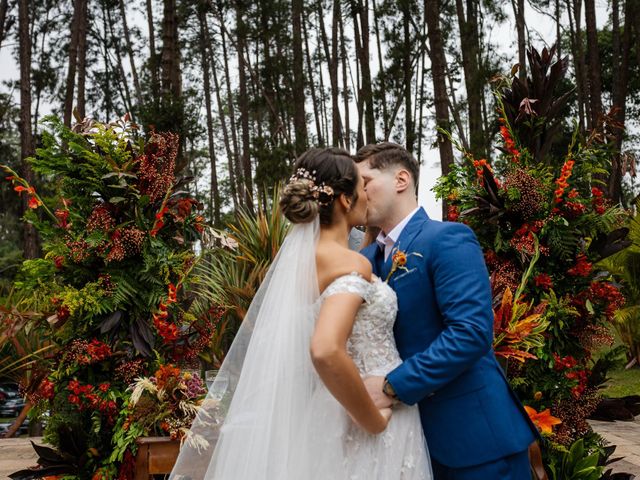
[28,196,42,209]
[524,406,562,434]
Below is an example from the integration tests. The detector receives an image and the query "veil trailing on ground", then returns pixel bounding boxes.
[170,218,321,479]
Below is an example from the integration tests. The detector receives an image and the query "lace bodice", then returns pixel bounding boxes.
[316,272,402,376]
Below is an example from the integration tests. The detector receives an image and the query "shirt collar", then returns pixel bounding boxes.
[375,207,420,251]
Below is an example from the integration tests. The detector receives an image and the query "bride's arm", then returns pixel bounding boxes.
[310,292,391,435]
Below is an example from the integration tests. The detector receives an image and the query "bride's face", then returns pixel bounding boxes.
[346,173,368,227]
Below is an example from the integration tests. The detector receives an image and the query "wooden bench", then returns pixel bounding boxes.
[134,437,180,480]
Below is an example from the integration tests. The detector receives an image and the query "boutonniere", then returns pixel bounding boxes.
[385,247,423,283]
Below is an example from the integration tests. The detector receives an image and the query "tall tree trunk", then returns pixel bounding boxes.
[161,0,180,98]
[302,12,323,146]
[416,20,427,163]
[584,0,603,128]
[512,0,527,81]
[330,0,341,146]
[204,18,238,211]
[402,1,414,152]
[236,0,254,211]
[0,0,9,50]
[63,0,82,127]
[556,0,562,58]
[292,0,307,155]
[119,0,143,109]
[359,0,375,144]
[106,6,134,116]
[18,0,38,259]
[372,0,389,139]
[197,2,220,226]
[425,0,455,218]
[218,13,243,204]
[339,11,350,150]
[102,2,112,120]
[146,0,160,99]
[609,0,635,203]
[351,2,365,148]
[76,0,88,119]
[455,0,484,157]
[567,0,588,132]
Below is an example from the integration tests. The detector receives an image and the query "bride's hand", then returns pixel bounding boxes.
[378,407,392,426]
[348,407,392,433]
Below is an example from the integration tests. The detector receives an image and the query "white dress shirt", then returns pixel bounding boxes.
[375,207,421,261]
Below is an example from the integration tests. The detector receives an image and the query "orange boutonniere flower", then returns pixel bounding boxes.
[385,246,422,283]
[524,405,562,434]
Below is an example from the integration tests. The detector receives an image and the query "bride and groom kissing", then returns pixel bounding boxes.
[170,143,541,479]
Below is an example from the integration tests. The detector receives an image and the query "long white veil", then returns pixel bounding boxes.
[170,218,322,479]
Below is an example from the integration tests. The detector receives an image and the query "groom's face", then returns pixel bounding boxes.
[356,159,397,230]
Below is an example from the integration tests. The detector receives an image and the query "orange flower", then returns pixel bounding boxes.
[392,250,407,267]
[14,185,34,194]
[524,406,562,434]
[28,196,43,209]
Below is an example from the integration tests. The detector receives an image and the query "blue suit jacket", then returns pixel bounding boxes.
[361,208,538,468]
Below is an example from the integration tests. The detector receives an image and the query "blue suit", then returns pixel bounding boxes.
[361,208,538,479]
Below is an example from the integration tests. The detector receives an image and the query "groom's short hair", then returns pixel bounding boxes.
[355,142,420,194]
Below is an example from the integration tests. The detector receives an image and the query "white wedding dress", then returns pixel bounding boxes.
[170,220,431,480]
[297,272,432,480]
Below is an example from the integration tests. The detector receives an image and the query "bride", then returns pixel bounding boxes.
[170,147,432,479]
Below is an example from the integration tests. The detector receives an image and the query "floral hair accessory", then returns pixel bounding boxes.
[287,167,335,206]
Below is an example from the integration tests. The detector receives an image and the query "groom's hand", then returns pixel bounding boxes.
[364,376,394,409]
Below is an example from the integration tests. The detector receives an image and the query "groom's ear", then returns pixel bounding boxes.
[395,169,412,194]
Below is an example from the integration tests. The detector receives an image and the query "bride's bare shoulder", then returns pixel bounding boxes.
[317,243,372,291]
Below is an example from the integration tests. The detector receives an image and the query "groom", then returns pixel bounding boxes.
[356,143,539,480]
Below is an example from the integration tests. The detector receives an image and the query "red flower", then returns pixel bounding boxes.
[86,339,112,362]
[554,159,575,203]
[28,196,42,209]
[54,256,65,269]
[534,273,553,290]
[56,306,70,322]
[40,378,55,401]
[98,383,110,393]
[447,205,460,222]
[553,353,577,370]
[55,209,70,229]
[14,185,34,194]
[567,254,592,277]
[499,124,521,162]
[167,283,178,304]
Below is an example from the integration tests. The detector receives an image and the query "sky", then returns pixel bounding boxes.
[0,1,613,221]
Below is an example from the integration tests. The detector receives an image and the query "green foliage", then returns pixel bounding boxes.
[598,200,640,364]
[546,438,604,480]
[192,192,289,365]
[1,116,210,478]
[437,47,633,475]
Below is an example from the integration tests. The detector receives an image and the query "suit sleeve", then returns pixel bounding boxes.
[386,223,494,405]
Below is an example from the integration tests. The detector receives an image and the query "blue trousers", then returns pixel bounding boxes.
[431,448,532,480]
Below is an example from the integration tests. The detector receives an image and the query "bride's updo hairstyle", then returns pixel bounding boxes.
[280,147,359,225]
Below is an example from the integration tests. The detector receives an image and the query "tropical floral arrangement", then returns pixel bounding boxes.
[3,115,216,479]
[435,46,631,477]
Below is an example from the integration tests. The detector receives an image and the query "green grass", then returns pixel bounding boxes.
[601,365,640,398]
[593,328,640,398]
